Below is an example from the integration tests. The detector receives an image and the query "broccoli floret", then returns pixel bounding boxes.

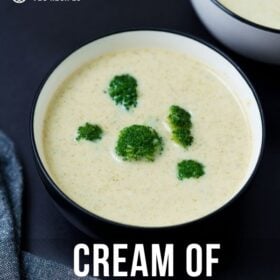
[108,74,138,110]
[115,125,163,161]
[177,160,205,180]
[172,127,193,148]
[168,105,193,148]
[76,123,103,142]
[168,105,192,128]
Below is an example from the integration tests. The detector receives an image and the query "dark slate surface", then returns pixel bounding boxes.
[0,0,279,278]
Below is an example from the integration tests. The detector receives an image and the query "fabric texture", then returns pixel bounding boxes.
[0,131,95,280]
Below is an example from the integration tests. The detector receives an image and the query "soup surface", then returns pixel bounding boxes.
[43,48,252,227]
[219,0,280,29]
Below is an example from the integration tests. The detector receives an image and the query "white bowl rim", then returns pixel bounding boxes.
[30,28,266,230]
[211,0,280,33]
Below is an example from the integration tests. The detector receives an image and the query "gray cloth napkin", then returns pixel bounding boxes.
[0,131,95,280]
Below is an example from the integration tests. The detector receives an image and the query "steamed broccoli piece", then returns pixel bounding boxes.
[168,105,192,128]
[177,160,205,180]
[108,74,138,110]
[172,127,193,148]
[115,125,163,161]
[76,123,103,142]
[168,105,193,148]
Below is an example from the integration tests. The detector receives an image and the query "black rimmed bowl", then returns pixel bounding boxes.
[31,30,265,238]
[191,0,280,64]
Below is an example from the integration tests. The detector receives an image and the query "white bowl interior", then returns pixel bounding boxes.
[33,30,263,212]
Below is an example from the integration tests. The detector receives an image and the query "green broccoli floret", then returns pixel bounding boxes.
[168,105,192,128]
[168,105,193,148]
[177,160,205,180]
[115,125,163,161]
[172,127,193,148]
[108,74,138,110]
[76,123,103,142]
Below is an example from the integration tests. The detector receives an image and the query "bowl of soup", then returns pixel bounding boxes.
[191,0,280,64]
[31,30,264,236]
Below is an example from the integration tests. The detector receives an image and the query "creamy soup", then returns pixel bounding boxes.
[43,49,252,227]
[219,0,280,29]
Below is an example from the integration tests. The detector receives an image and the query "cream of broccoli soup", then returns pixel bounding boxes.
[43,48,252,227]
[219,0,280,29]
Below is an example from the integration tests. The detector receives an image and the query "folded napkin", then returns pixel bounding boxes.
[0,131,95,280]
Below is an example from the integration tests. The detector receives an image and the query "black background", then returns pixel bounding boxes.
[0,0,280,279]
